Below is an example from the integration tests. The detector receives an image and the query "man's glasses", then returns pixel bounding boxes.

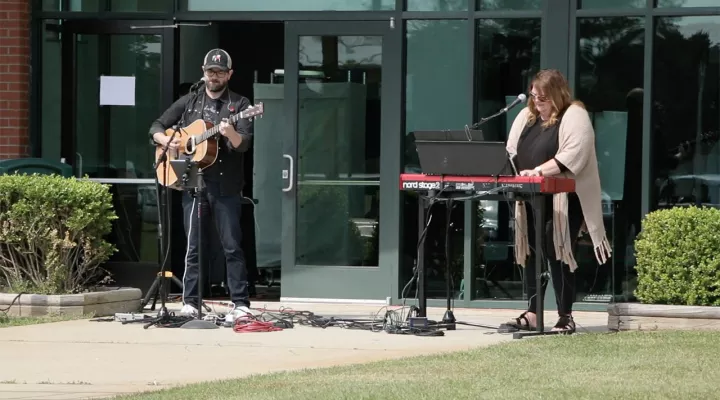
[205,70,227,78]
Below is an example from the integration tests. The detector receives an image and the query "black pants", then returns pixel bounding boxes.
[181,187,250,309]
[524,194,583,316]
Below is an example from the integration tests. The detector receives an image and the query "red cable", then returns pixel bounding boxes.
[232,318,283,333]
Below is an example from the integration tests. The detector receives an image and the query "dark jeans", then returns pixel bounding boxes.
[181,187,249,309]
[524,194,583,316]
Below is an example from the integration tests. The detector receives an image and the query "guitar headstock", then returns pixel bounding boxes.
[241,102,264,120]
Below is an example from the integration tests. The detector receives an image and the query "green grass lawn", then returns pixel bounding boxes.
[0,312,90,328]
[114,330,720,400]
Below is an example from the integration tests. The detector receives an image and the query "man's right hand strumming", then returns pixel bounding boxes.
[153,132,181,150]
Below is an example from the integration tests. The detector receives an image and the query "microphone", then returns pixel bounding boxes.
[189,76,207,92]
[466,93,528,131]
[503,93,527,113]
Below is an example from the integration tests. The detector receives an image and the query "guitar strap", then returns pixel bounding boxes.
[217,89,233,121]
[196,88,232,123]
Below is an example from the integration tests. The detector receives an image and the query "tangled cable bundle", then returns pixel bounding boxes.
[243,305,445,336]
[99,304,447,336]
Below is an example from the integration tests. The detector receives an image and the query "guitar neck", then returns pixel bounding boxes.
[196,113,242,144]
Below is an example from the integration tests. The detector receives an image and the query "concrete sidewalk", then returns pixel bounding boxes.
[0,302,609,400]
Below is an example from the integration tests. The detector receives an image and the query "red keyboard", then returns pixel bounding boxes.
[399,173,575,194]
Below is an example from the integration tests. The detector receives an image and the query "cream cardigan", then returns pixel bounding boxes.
[506,104,612,272]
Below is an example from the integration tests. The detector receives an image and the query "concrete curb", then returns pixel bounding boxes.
[607,302,720,331]
[0,287,142,317]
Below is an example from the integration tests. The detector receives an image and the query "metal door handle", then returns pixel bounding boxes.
[76,152,83,178]
[282,154,294,192]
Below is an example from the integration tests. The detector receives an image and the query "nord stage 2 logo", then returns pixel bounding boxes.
[402,181,441,190]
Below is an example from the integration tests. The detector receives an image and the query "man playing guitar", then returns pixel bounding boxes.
[149,48,253,318]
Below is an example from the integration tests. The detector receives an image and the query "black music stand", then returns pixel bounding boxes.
[170,159,218,330]
[413,130,514,177]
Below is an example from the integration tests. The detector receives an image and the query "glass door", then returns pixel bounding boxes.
[56,20,175,265]
[279,21,401,301]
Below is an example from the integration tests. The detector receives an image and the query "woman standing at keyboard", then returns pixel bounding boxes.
[500,69,611,334]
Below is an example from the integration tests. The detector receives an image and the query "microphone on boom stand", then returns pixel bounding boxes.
[189,76,207,93]
[464,93,527,139]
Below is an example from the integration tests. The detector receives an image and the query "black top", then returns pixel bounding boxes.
[516,115,581,226]
[515,120,568,174]
[149,88,254,196]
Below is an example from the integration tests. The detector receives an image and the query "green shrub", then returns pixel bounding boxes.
[634,206,720,306]
[0,174,117,294]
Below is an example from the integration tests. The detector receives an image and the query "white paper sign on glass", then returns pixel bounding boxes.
[99,76,136,106]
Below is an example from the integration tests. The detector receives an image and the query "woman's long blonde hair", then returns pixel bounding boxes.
[526,69,585,128]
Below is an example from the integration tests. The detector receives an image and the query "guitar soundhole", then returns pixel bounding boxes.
[185,138,195,155]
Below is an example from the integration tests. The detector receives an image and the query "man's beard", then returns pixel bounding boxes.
[206,81,227,93]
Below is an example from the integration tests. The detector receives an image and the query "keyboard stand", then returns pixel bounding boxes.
[415,188,562,339]
[511,194,563,339]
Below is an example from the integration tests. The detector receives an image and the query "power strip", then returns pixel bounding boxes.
[114,313,150,322]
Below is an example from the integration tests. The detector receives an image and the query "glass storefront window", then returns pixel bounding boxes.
[651,17,720,215]
[70,33,162,179]
[576,16,645,302]
[579,0,645,8]
[180,0,394,11]
[406,0,468,11]
[403,19,469,300]
[42,0,173,12]
[478,0,541,10]
[656,0,720,7]
[471,18,540,301]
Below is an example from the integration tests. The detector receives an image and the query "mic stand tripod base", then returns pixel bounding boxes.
[441,310,456,330]
[181,318,219,329]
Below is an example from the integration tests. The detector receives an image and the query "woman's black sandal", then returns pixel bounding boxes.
[498,311,536,333]
[552,315,576,334]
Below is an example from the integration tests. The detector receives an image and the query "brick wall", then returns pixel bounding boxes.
[0,0,31,159]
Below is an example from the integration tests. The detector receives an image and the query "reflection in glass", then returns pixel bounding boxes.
[478,0,541,10]
[407,0,468,11]
[41,20,62,160]
[75,34,162,179]
[579,0,644,8]
[106,183,159,264]
[42,0,173,11]
[471,18,540,301]
[651,17,720,213]
[294,36,381,267]
[405,20,470,172]
[403,20,469,300]
[656,0,720,7]
[577,17,644,302]
[181,0,394,11]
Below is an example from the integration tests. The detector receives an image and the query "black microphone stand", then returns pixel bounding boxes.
[179,159,218,330]
[140,125,184,318]
[468,109,506,130]
[441,198,456,329]
[466,95,526,134]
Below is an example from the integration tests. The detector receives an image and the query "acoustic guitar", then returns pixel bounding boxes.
[155,103,264,189]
